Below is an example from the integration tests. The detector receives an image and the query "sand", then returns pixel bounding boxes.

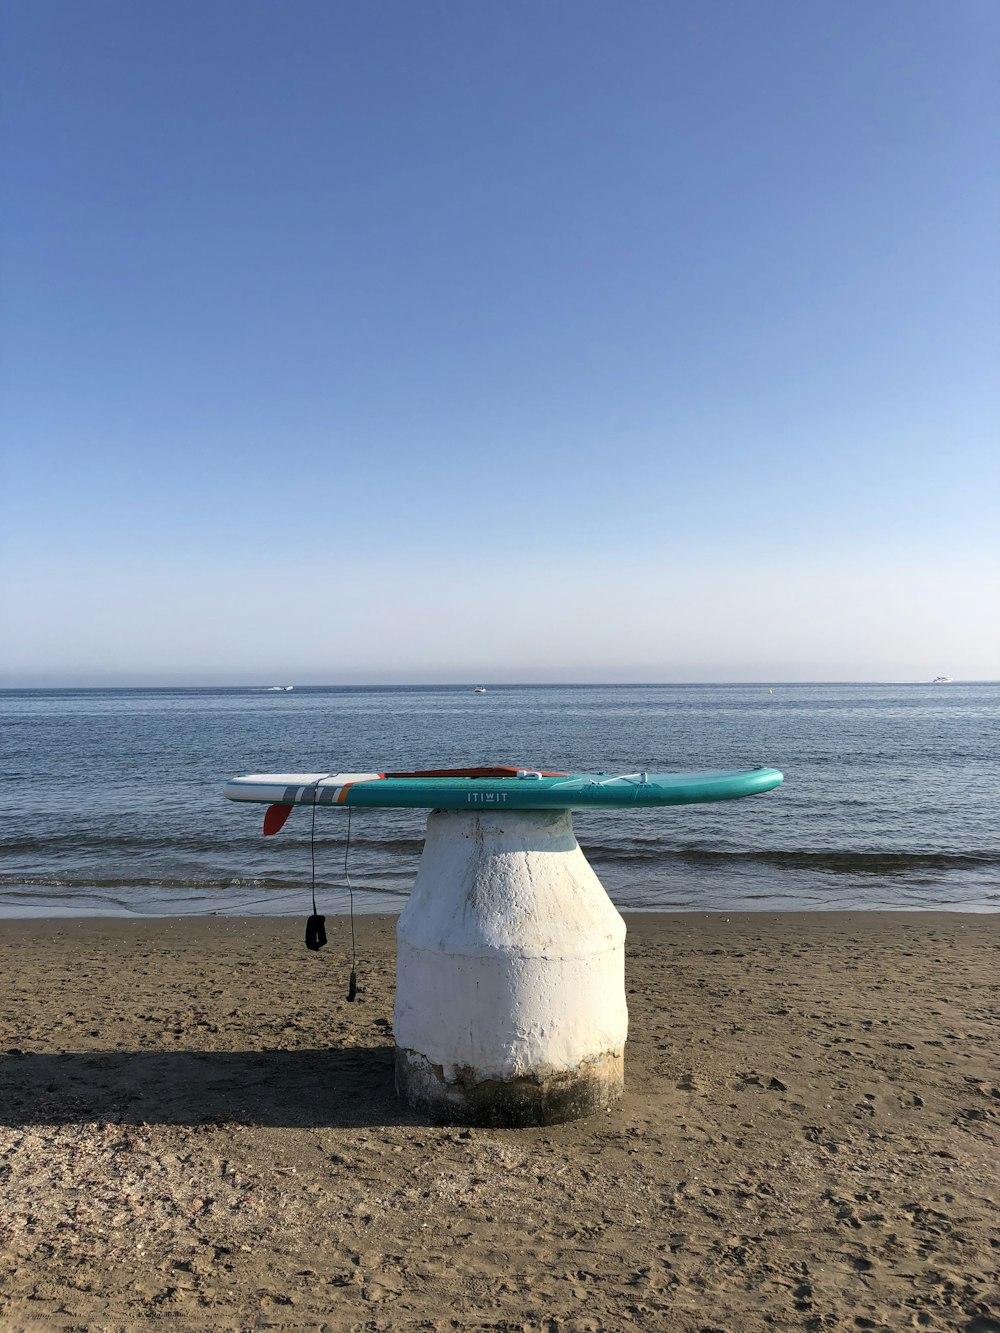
[0,911,997,1332]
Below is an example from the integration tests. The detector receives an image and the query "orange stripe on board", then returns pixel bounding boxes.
[336,785,351,804]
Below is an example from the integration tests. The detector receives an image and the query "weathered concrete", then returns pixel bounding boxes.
[394,808,628,1126]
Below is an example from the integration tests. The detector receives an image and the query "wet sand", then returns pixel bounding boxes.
[1,911,997,1331]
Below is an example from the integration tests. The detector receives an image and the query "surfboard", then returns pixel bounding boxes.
[224,765,783,833]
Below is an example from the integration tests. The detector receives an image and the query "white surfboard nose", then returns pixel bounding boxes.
[224,773,381,802]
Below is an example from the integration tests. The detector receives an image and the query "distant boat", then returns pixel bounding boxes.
[267,685,295,692]
[473,686,487,694]
[931,676,953,684]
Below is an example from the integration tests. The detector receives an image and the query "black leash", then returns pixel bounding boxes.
[344,806,358,1001]
[305,781,326,951]
[304,778,359,1002]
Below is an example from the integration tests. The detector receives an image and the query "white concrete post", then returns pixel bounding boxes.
[394,808,628,1125]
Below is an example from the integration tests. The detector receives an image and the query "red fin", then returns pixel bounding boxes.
[263,804,294,836]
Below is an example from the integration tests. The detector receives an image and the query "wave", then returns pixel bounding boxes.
[581,845,999,875]
[0,874,307,892]
[3,845,996,893]
[0,832,426,857]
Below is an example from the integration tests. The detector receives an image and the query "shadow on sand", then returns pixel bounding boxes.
[0,1046,424,1130]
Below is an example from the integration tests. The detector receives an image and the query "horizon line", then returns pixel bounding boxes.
[1,679,993,691]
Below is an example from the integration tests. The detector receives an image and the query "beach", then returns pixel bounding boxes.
[1,912,997,1331]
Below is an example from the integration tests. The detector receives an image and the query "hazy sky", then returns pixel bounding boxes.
[2,1,997,685]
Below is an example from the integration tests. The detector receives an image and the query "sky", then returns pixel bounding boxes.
[1,0,997,685]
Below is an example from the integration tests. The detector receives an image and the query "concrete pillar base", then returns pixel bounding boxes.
[394,808,628,1127]
[395,1047,624,1128]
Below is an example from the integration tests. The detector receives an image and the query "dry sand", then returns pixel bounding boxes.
[0,911,997,1332]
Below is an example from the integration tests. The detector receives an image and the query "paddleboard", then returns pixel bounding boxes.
[224,764,783,833]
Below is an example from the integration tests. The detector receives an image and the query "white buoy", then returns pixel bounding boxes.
[394,807,628,1125]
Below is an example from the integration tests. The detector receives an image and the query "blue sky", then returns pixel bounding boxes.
[2,0,997,684]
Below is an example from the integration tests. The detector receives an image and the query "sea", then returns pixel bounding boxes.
[1,683,997,918]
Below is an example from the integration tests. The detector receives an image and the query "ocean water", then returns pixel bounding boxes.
[1,683,997,918]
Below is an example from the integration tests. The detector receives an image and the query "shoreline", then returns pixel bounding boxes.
[2,901,998,922]
[2,911,998,1329]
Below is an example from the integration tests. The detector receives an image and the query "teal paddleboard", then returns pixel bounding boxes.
[224,765,783,832]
